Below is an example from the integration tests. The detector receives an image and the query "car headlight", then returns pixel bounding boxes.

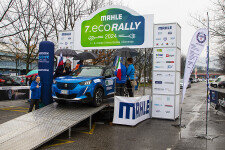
[79,80,92,85]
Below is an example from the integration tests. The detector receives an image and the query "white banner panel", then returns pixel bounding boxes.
[152,94,179,119]
[154,23,181,49]
[58,31,74,49]
[152,72,176,95]
[153,48,177,71]
[113,95,150,126]
[182,28,208,103]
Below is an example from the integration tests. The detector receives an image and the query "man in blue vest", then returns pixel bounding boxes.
[28,76,41,112]
[126,58,135,97]
[115,62,127,96]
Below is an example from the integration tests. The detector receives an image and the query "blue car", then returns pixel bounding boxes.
[52,66,116,106]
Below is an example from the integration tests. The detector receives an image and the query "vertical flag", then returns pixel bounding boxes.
[182,28,208,103]
[58,52,64,66]
[116,57,122,80]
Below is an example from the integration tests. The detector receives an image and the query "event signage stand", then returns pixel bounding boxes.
[152,23,181,120]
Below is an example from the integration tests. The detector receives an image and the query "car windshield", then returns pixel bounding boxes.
[71,67,103,77]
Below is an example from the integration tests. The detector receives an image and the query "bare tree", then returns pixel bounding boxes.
[191,0,225,73]
[5,0,42,73]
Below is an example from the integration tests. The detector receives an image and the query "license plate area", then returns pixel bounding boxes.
[61,90,68,95]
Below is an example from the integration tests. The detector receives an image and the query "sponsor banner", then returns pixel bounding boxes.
[154,24,179,48]
[152,72,176,95]
[153,48,177,71]
[182,28,208,103]
[113,95,151,126]
[58,30,75,68]
[152,95,178,119]
[74,6,154,50]
[58,31,74,49]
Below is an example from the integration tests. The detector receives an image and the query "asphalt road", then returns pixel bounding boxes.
[0,82,224,150]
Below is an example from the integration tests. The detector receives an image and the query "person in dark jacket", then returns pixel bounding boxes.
[54,59,72,79]
[115,63,127,96]
[28,76,41,112]
[73,60,84,71]
[126,58,135,97]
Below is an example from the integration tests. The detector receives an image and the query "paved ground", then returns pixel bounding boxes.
[0,82,224,150]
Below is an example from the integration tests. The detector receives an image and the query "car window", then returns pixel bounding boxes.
[104,69,113,77]
[74,67,103,77]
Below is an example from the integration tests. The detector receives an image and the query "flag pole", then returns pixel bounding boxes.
[206,11,210,136]
[195,12,213,140]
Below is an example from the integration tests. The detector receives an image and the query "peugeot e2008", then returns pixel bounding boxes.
[52,66,116,106]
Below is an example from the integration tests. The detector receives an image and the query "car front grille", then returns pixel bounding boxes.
[56,82,78,90]
[55,93,77,99]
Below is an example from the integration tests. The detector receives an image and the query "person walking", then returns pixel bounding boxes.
[115,61,127,96]
[28,76,41,112]
[126,58,135,97]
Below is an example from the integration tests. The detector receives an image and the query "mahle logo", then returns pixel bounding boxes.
[81,8,145,47]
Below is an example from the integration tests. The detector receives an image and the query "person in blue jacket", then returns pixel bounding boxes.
[115,62,127,96]
[28,76,41,112]
[126,58,135,97]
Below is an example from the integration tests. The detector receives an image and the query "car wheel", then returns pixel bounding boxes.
[7,90,14,100]
[214,85,217,88]
[92,88,103,107]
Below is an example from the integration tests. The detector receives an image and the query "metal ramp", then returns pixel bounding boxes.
[0,103,107,150]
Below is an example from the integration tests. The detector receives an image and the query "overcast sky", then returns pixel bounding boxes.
[122,0,214,66]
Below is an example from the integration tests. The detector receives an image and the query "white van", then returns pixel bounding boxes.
[210,75,225,88]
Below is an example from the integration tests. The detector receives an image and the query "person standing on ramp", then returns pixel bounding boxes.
[28,76,41,112]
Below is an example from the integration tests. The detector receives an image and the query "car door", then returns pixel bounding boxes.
[103,69,116,96]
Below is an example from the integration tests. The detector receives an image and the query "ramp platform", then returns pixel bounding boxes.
[0,103,107,150]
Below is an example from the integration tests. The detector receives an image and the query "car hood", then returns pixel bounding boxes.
[55,76,101,83]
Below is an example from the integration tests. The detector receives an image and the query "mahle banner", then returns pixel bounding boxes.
[74,6,154,50]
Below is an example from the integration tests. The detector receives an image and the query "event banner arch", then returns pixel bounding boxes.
[74,6,154,50]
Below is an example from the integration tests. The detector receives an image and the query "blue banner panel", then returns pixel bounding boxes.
[38,41,54,105]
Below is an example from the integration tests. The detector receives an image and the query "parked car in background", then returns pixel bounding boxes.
[197,78,203,82]
[0,74,21,100]
[210,75,225,88]
[11,76,26,86]
[180,79,191,89]
[218,81,225,88]
[192,78,198,83]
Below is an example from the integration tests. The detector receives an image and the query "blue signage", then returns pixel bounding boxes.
[119,100,150,120]
[38,41,54,105]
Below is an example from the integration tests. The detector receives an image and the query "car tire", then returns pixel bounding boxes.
[6,90,14,100]
[92,88,104,107]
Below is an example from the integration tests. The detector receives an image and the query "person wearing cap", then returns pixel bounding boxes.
[28,76,41,112]
[54,59,72,78]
